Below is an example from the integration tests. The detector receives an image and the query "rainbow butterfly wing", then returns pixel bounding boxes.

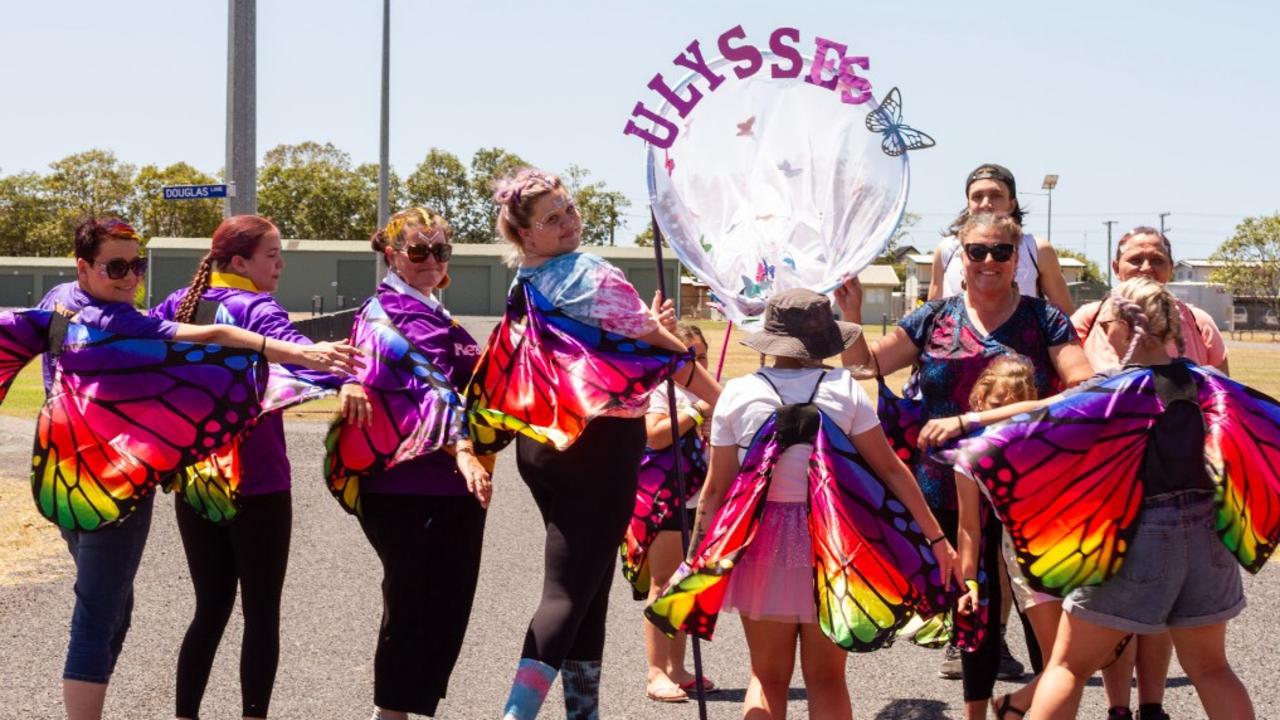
[621,433,708,596]
[878,377,925,469]
[645,418,778,640]
[174,439,241,525]
[0,309,51,402]
[469,281,693,452]
[34,324,267,531]
[324,297,465,515]
[809,412,948,651]
[940,369,1157,595]
[1196,366,1280,573]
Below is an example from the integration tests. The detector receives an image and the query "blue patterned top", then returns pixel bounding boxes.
[898,294,1075,508]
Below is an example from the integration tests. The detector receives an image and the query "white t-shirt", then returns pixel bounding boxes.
[709,367,880,503]
[648,385,705,509]
[939,233,1041,299]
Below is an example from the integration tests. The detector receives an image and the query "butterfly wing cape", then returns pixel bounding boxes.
[646,52,926,329]
[323,296,466,516]
[0,309,52,401]
[621,432,709,597]
[468,280,693,453]
[937,369,1159,596]
[34,322,269,531]
[646,411,946,651]
[1196,366,1280,573]
[170,303,338,524]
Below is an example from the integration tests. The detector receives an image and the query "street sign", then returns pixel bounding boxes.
[162,183,234,200]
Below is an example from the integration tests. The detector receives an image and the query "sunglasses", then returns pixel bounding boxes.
[94,256,149,279]
[963,243,1016,263]
[402,242,452,263]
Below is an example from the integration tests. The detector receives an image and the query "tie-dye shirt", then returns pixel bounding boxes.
[514,252,658,338]
[897,294,1075,508]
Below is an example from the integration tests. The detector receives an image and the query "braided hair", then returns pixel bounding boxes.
[1107,277,1185,364]
[174,215,278,323]
[491,168,563,267]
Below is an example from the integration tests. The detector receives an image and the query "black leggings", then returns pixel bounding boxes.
[515,416,646,669]
[174,491,291,719]
[358,493,487,716]
[937,504,1005,703]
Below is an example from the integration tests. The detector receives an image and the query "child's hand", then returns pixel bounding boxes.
[957,580,980,615]
[917,416,966,449]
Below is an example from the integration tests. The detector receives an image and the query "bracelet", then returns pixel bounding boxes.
[259,335,268,355]
[926,534,947,547]
[456,446,476,456]
[685,406,704,427]
[954,416,964,433]
[964,579,980,594]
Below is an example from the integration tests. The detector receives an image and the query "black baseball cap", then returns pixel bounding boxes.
[965,163,1017,198]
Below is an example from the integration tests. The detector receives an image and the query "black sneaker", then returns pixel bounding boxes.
[937,644,962,679]
[1107,708,1134,720]
[997,637,1026,680]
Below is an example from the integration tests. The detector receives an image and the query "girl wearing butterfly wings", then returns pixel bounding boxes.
[919,278,1259,720]
[151,215,374,720]
[28,217,359,720]
[481,168,721,720]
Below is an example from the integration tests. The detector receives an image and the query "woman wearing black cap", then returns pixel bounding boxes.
[928,163,1075,315]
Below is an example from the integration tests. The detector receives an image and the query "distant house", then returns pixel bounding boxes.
[1174,259,1233,283]
[1057,256,1087,284]
[903,252,934,300]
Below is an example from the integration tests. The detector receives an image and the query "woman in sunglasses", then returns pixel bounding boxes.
[837,212,1091,720]
[150,214,372,720]
[35,216,360,720]
[346,207,490,720]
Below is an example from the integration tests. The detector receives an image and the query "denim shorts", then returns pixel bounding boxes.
[60,495,154,683]
[1064,491,1245,634]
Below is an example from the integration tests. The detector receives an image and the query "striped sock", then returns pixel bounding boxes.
[502,658,558,720]
[561,660,602,720]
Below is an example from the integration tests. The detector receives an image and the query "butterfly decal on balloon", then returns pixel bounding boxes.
[865,87,936,157]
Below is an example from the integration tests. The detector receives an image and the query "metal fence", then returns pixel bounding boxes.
[293,308,358,342]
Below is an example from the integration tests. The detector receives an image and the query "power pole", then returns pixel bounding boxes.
[608,196,617,246]
[1159,212,1171,235]
[1103,220,1116,287]
[225,0,257,216]
[375,0,390,284]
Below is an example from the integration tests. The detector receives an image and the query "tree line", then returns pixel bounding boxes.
[0,143,637,256]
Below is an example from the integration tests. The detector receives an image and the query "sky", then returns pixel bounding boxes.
[3,1,1278,269]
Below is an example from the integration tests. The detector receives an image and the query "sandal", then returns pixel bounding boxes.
[646,684,688,703]
[679,675,719,694]
[990,694,1026,719]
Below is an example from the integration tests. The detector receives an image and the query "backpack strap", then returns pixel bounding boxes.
[46,311,70,358]
[192,299,222,326]
[806,369,830,403]
[1079,300,1106,344]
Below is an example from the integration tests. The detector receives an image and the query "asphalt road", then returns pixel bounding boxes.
[1,318,1278,718]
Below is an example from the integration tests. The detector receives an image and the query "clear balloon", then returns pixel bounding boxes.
[647,55,914,330]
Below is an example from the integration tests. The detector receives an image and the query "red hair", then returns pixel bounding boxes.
[174,215,278,322]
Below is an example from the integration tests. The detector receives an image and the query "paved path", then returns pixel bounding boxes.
[2,317,1279,718]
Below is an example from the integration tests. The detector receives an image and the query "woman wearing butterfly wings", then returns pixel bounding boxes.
[919,278,1261,720]
[837,212,1092,720]
[481,168,720,720]
[23,217,359,720]
[318,208,490,720]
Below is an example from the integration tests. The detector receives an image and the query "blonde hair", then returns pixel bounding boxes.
[370,206,452,254]
[1108,277,1185,364]
[491,168,564,267]
[958,212,1023,245]
[969,355,1038,411]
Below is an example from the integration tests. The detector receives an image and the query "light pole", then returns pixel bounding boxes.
[225,0,257,216]
[1159,212,1171,235]
[1103,220,1117,287]
[375,0,391,285]
[1041,174,1059,243]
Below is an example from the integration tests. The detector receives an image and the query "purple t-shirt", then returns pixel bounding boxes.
[152,285,345,496]
[359,279,482,496]
[37,282,179,393]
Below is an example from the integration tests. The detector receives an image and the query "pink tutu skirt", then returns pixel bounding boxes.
[721,501,816,623]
